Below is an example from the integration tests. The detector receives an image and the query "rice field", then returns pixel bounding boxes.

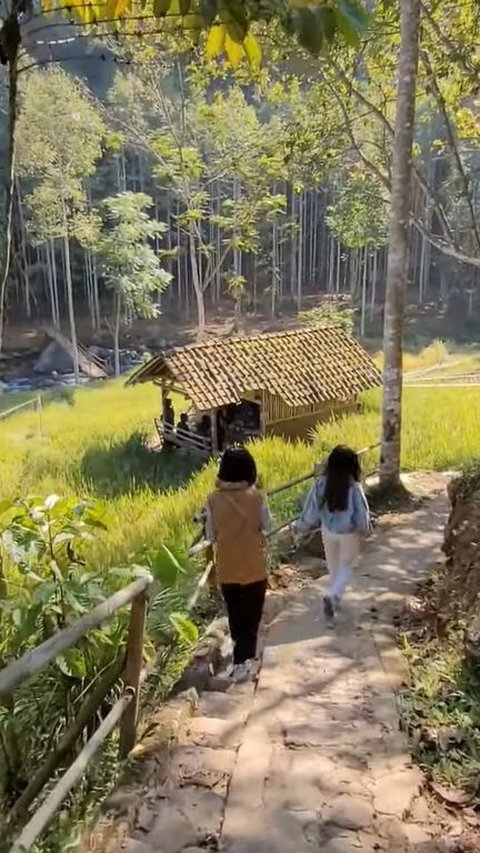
[0,349,479,573]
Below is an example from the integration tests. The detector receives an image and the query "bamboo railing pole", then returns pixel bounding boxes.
[187,561,214,611]
[267,471,315,497]
[10,693,133,853]
[36,395,43,438]
[0,574,152,701]
[119,591,148,758]
[10,656,124,822]
[0,397,37,421]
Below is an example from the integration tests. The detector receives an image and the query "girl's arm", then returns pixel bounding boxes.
[295,478,324,532]
[352,483,370,533]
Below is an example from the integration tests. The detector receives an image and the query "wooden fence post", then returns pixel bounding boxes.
[36,395,43,438]
[119,591,147,758]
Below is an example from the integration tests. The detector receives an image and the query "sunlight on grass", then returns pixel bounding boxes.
[0,349,479,573]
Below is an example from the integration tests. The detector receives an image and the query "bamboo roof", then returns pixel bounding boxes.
[126,326,381,411]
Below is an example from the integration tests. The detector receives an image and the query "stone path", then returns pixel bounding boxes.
[123,489,449,853]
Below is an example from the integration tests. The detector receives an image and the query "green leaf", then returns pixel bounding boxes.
[31,580,57,605]
[14,602,44,643]
[294,8,324,55]
[334,0,367,48]
[146,543,184,586]
[56,649,87,679]
[243,31,262,69]
[199,0,217,26]
[316,5,336,43]
[169,611,199,644]
[225,31,245,65]
[0,499,13,516]
[219,0,247,42]
[205,22,226,58]
[153,0,171,17]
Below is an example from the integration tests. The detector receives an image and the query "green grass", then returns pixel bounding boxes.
[1,372,480,574]
[314,386,480,473]
[374,338,480,376]
[399,629,480,795]
[397,458,480,797]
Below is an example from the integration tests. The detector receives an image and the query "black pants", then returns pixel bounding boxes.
[222,580,267,665]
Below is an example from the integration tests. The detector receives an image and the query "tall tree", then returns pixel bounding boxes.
[96,191,172,376]
[16,68,104,382]
[0,0,367,349]
[380,0,421,485]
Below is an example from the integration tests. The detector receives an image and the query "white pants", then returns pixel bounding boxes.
[321,529,360,600]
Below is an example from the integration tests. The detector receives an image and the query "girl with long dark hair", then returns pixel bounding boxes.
[204,446,270,682]
[295,445,370,618]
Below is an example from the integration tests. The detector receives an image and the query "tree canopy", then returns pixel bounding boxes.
[39,0,368,67]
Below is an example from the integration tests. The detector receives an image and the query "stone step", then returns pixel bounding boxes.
[197,685,254,724]
[187,715,244,749]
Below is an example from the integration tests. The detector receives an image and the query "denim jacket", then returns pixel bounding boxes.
[296,476,370,535]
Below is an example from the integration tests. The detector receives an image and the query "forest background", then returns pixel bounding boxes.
[3,0,480,365]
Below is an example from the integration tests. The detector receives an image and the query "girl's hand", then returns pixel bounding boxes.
[289,523,300,548]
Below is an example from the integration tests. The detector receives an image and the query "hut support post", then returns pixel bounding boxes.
[211,408,219,454]
[257,395,266,437]
[161,383,167,418]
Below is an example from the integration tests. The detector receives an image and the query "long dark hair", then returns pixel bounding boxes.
[218,446,257,486]
[323,445,361,512]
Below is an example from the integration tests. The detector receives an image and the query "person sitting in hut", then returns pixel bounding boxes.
[163,397,175,425]
[217,408,227,451]
[197,414,212,439]
[204,446,270,683]
[162,397,175,446]
[177,413,189,434]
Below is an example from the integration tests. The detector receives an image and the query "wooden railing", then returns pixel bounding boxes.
[154,418,212,456]
[3,574,153,853]
[404,372,480,387]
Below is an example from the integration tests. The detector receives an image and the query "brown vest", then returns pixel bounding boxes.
[208,484,267,585]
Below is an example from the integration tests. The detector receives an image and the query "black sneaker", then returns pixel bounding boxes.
[323,595,335,619]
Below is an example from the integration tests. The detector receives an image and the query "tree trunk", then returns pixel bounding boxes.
[328,235,334,293]
[380,0,420,486]
[297,190,304,311]
[62,224,80,384]
[50,239,60,327]
[16,180,31,319]
[370,249,378,321]
[361,246,368,337]
[336,242,341,293]
[113,291,121,377]
[188,225,206,338]
[0,25,20,352]
[271,219,278,318]
[290,188,296,298]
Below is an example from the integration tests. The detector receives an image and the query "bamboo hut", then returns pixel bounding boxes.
[126,326,381,455]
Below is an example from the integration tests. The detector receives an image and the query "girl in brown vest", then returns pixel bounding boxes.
[204,447,270,682]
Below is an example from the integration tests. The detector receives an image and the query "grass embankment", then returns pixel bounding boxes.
[399,628,480,796]
[398,462,480,799]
